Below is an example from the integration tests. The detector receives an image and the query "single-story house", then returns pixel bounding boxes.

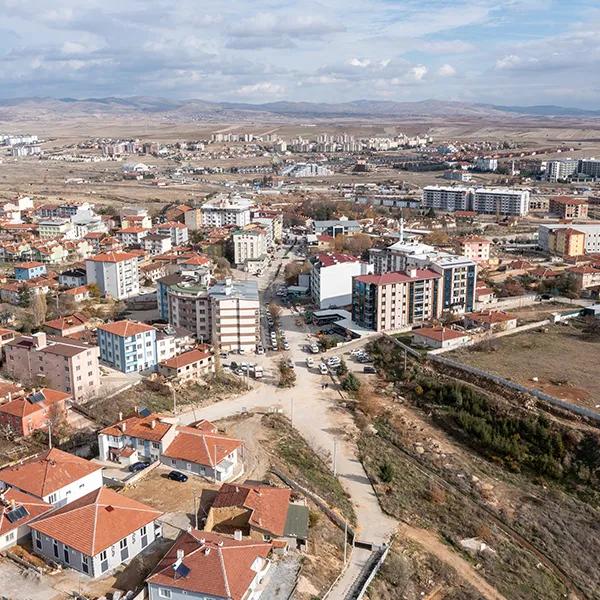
[463,310,518,332]
[411,327,471,350]
[158,347,214,381]
[44,313,89,337]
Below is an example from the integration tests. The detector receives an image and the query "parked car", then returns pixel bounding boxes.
[128,462,149,473]
[283,342,290,350]
[310,344,320,354]
[167,470,188,482]
[306,357,315,368]
[319,363,328,375]
[363,366,377,374]
[256,346,265,355]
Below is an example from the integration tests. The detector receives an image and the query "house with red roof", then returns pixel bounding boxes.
[0,448,103,507]
[464,310,518,332]
[0,487,52,551]
[0,388,70,437]
[411,326,471,350]
[158,347,214,381]
[146,530,271,600]
[30,487,163,578]
[44,313,89,337]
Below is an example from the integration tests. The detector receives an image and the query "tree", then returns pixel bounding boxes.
[341,373,361,392]
[379,460,394,483]
[215,257,231,276]
[87,283,101,299]
[268,302,282,322]
[423,230,450,246]
[277,358,296,388]
[337,358,348,377]
[18,285,32,307]
[31,292,47,329]
[497,277,525,297]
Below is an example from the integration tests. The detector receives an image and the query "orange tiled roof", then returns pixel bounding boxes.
[97,320,155,337]
[466,310,516,324]
[146,530,271,600]
[100,413,173,442]
[160,348,212,369]
[0,488,52,537]
[30,487,162,556]
[211,482,291,536]
[87,252,137,263]
[162,426,241,467]
[0,448,101,498]
[413,327,468,342]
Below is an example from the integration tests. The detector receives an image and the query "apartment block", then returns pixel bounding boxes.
[422,186,471,212]
[544,159,579,182]
[38,218,74,240]
[155,221,189,246]
[352,269,442,331]
[473,187,530,216]
[548,196,589,219]
[201,195,253,228]
[232,224,268,273]
[310,253,373,309]
[85,252,140,300]
[538,223,600,255]
[4,332,100,401]
[167,280,212,342]
[456,236,491,263]
[97,320,157,373]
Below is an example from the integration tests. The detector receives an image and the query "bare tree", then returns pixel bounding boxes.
[31,293,47,329]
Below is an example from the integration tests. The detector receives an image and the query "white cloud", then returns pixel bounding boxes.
[411,65,428,80]
[438,63,456,77]
[349,58,371,68]
[234,82,285,97]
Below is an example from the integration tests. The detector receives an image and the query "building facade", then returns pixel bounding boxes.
[85,252,140,299]
[97,320,158,373]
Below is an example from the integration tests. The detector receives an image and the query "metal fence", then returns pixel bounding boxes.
[343,544,390,600]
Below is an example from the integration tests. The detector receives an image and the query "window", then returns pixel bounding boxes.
[6,531,15,542]
[100,550,108,573]
[158,589,171,599]
[48,493,57,504]
[82,555,89,574]
[63,547,70,564]
[53,540,59,557]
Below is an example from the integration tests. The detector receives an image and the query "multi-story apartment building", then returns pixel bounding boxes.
[352,269,442,331]
[209,279,260,353]
[85,252,140,300]
[253,210,283,242]
[548,196,589,219]
[547,227,585,258]
[310,253,374,309]
[312,219,361,236]
[143,233,172,256]
[155,222,189,246]
[232,224,268,273]
[4,332,100,401]
[568,265,600,291]
[539,223,600,255]
[422,186,471,212]
[116,226,148,247]
[473,187,530,216]
[167,280,212,342]
[544,159,579,182]
[455,236,491,263]
[37,218,74,240]
[369,241,477,313]
[200,195,253,228]
[577,159,600,180]
[97,320,157,373]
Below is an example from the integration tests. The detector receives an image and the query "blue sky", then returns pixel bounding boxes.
[0,0,598,107]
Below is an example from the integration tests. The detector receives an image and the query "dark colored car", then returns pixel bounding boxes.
[128,461,149,473]
[363,366,377,374]
[167,470,188,483]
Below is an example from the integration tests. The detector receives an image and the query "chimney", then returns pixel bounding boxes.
[204,548,211,556]
[408,268,417,278]
[118,411,123,422]
[177,549,185,561]
[32,331,47,350]
[151,419,156,430]
[234,530,243,541]
[120,422,127,433]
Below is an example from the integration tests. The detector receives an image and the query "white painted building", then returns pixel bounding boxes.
[473,188,530,216]
[200,195,253,228]
[85,252,140,300]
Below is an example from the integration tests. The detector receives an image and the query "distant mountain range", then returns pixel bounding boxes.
[0,96,599,121]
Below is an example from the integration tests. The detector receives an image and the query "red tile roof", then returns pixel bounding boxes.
[100,412,173,442]
[551,196,588,205]
[160,348,212,369]
[0,448,101,498]
[162,426,241,468]
[0,388,69,419]
[15,261,45,269]
[355,269,440,285]
[466,311,516,324]
[30,487,162,556]
[44,313,88,332]
[97,320,156,337]
[412,327,468,342]
[87,252,137,263]
[147,530,271,600]
[211,482,291,536]
[0,488,52,537]
[315,253,360,267]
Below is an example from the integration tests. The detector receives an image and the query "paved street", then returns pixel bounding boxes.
[177,244,397,599]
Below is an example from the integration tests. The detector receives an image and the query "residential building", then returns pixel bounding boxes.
[201,195,253,228]
[232,224,268,273]
[411,326,470,350]
[539,223,600,255]
[206,482,309,545]
[577,158,600,180]
[567,266,600,291]
[61,285,91,304]
[85,252,140,300]
[158,347,214,381]
[97,320,157,373]
[0,488,52,551]
[184,207,202,231]
[14,261,47,280]
[463,310,518,332]
[117,226,148,247]
[352,269,442,331]
[44,313,89,337]
[456,236,491,263]
[4,332,100,401]
[544,159,579,182]
[30,487,162,578]
[474,157,498,171]
[59,267,87,288]
[473,187,530,216]
[422,186,471,212]
[37,218,74,240]
[144,233,173,256]
[155,222,189,246]
[99,414,242,481]
[369,241,477,313]
[167,280,212,342]
[154,324,195,364]
[548,196,589,219]
[0,388,70,437]
[209,279,260,353]
[253,210,283,242]
[310,253,373,309]
[312,219,361,237]
[547,227,586,258]
[0,448,103,507]
[146,530,271,600]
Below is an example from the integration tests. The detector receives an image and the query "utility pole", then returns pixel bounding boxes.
[172,386,177,414]
[48,421,52,450]
[404,348,407,372]
[194,495,199,530]
[333,438,337,476]
[344,520,348,565]
[290,396,294,426]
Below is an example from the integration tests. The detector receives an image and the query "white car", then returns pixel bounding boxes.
[256,346,265,355]
[319,363,329,375]
[306,357,315,368]
[310,344,320,354]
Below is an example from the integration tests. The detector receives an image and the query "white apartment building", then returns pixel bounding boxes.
[201,195,253,228]
[544,159,579,182]
[38,218,75,240]
[85,252,140,300]
[232,224,268,273]
[117,227,148,247]
[538,223,600,254]
[422,186,472,212]
[475,157,498,172]
[310,253,373,309]
[209,279,260,353]
[473,188,530,216]
[155,222,189,246]
[143,233,172,256]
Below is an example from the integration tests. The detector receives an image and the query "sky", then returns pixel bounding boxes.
[0,0,599,108]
